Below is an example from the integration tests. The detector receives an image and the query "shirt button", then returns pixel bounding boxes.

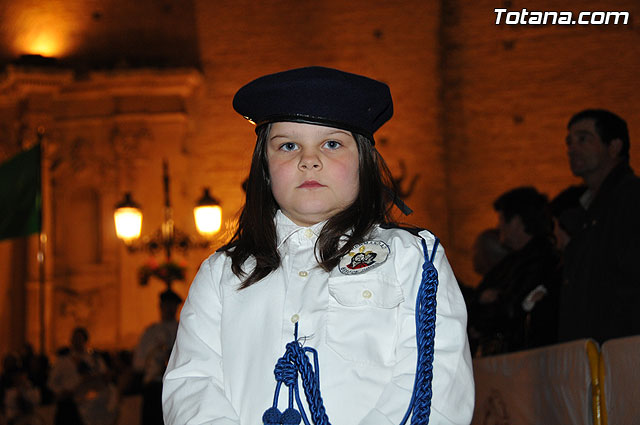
[298,271,308,277]
[291,314,300,323]
[362,290,372,299]
[304,229,314,238]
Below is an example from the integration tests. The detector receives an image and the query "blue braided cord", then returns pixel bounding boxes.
[399,237,439,425]
[429,238,440,264]
[268,349,309,425]
[264,326,331,425]
[293,376,311,425]
[289,379,295,409]
[290,323,311,424]
[275,357,299,388]
[304,347,322,390]
[287,342,331,425]
[285,348,313,425]
[272,381,283,408]
[291,348,320,425]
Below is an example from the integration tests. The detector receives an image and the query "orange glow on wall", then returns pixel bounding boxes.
[23,32,63,57]
[5,2,87,58]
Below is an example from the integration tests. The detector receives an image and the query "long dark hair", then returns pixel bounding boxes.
[220,123,397,289]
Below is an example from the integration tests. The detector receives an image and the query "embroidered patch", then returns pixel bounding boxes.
[339,240,390,275]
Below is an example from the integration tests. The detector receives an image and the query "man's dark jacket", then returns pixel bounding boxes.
[559,163,640,343]
[469,236,560,355]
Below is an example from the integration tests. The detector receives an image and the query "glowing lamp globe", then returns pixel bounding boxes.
[114,193,142,243]
[194,188,222,237]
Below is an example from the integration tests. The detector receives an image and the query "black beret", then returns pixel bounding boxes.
[233,66,393,143]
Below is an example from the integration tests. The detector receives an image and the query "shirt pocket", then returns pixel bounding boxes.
[326,273,405,367]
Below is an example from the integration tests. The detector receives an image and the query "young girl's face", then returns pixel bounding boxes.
[267,121,360,227]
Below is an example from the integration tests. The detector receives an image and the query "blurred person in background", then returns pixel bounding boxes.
[3,367,41,425]
[134,289,182,425]
[48,327,118,425]
[468,187,560,356]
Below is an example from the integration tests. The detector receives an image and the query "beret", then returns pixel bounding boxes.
[233,66,393,143]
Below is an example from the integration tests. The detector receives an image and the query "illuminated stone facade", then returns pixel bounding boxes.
[0,67,203,353]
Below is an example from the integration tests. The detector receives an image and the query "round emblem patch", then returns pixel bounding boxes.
[339,240,390,275]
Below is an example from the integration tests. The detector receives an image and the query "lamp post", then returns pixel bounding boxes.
[114,160,221,287]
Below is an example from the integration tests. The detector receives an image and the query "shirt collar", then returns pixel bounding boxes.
[275,210,326,248]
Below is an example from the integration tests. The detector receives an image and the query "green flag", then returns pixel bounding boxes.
[0,144,41,240]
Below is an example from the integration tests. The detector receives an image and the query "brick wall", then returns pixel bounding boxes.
[440,0,640,285]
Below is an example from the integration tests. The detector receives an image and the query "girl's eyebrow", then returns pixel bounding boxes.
[269,133,293,141]
[325,129,351,136]
[269,128,351,141]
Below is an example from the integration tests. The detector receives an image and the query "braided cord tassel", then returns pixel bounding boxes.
[400,237,439,425]
[263,323,332,425]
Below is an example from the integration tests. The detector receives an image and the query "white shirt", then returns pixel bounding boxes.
[163,211,474,424]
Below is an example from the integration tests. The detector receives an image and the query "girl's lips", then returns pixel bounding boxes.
[298,180,325,188]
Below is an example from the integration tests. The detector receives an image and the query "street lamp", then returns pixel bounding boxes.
[194,188,222,238]
[114,160,222,286]
[114,192,142,244]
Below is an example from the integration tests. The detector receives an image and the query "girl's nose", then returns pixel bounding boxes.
[298,152,322,170]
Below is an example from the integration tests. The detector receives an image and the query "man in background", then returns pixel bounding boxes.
[559,109,640,343]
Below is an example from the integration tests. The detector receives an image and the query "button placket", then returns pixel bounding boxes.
[282,228,317,341]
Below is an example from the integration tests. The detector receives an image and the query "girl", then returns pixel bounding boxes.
[162,67,474,424]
